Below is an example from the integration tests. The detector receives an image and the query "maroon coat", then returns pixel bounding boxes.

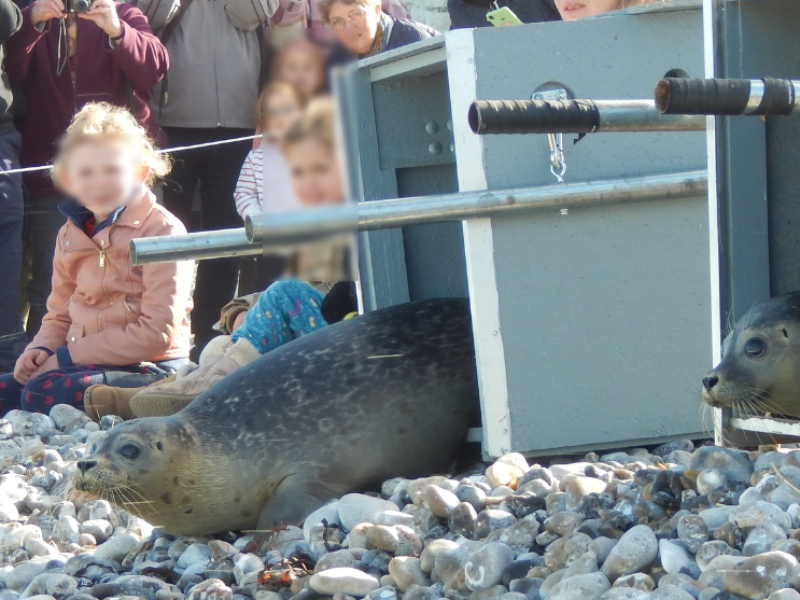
[4,4,167,199]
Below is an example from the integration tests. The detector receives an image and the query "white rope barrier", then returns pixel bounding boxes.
[0,134,263,177]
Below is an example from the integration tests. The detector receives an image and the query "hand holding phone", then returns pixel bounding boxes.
[486,6,523,26]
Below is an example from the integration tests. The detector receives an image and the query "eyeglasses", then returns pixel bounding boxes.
[329,8,367,29]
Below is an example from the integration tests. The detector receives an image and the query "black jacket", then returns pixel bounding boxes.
[382,15,439,52]
[0,0,22,134]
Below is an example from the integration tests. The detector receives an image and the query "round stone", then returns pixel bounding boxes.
[464,542,514,591]
[309,568,381,597]
[388,557,429,592]
[421,486,460,519]
[721,551,800,600]
[601,525,658,582]
[677,515,708,554]
[365,525,422,557]
[420,540,458,573]
[658,540,692,575]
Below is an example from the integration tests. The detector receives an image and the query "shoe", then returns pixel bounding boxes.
[131,338,260,418]
[83,374,176,422]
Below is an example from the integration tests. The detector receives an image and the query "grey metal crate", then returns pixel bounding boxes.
[338,4,710,457]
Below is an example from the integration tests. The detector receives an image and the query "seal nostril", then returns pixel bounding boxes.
[702,376,719,391]
[77,460,97,473]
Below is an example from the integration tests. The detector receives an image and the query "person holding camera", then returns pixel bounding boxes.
[3,0,168,340]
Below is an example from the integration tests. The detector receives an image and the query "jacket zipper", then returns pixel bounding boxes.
[98,239,110,332]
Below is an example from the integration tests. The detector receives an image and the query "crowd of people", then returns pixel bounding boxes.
[0,0,657,419]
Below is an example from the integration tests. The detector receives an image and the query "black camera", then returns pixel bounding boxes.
[65,0,91,13]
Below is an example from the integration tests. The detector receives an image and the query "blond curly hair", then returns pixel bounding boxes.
[53,102,170,186]
[280,96,337,156]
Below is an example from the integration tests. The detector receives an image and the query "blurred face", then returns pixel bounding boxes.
[285,139,343,207]
[263,90,302,140]
[328,1,382,55]
[277,44,325,102]
[556,0,622,20]
[56,139,146,218]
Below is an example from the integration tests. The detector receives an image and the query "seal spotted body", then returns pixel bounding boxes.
[73,298,479,537]
[702,292,800,419]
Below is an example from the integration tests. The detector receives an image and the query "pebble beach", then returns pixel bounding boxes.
[0,405,797,600]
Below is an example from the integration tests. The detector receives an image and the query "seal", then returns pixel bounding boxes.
[702,292,800,419]
[72,298,479,537]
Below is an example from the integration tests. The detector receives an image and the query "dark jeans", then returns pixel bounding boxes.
[447,0,560,28]
[21,195,67,339]
[0,130,27,371]
[0,359,186,416]
[161,127,252,359]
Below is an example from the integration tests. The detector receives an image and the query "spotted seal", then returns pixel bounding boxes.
[73,298,478,536]
[702,292,800,419]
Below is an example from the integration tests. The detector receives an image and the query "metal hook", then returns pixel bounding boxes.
[548,133,566,183]
[533,84,572,183]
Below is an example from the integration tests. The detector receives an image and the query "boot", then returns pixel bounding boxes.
[131,338,261,418]
[84,374,177,422]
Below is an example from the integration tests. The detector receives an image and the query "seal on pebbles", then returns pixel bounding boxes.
[72,298,479,536]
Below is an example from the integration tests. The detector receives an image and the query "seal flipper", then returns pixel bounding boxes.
[256,475,337,529]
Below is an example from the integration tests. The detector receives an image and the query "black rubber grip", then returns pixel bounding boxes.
[758,77,795,116]
[468,99,600,135]
[655,77,795,116]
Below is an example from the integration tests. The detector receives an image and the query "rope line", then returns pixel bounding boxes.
[0,134,263,177]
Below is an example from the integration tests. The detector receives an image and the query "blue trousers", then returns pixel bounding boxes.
[0,130,27,372]
[231,280,328,354]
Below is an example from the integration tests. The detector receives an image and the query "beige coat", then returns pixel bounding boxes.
[27,190,194,366]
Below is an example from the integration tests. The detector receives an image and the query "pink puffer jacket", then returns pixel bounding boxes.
[26,190,194,367]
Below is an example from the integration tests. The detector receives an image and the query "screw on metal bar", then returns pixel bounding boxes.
[428,142,443,155]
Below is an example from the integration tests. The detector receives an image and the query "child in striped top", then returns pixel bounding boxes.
[234,82,304,220]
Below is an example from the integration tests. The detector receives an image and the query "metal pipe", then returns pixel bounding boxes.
[468,99,705,135]
[130,170,708,265]
[247,169,708,243]
[130,228,261,266]
[655,77,800,116]
[595,101,705,132]
[246,204,358,247]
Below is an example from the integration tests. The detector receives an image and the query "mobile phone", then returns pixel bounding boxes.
[486,6,524,27]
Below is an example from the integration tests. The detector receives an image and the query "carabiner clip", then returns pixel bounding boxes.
[548,133,567,183]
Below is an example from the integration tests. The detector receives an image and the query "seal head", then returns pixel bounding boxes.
[702,292,800,419]
[73,418,220,527]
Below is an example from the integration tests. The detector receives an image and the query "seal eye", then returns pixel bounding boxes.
[119,444,141,460]
[744,337,768,358]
